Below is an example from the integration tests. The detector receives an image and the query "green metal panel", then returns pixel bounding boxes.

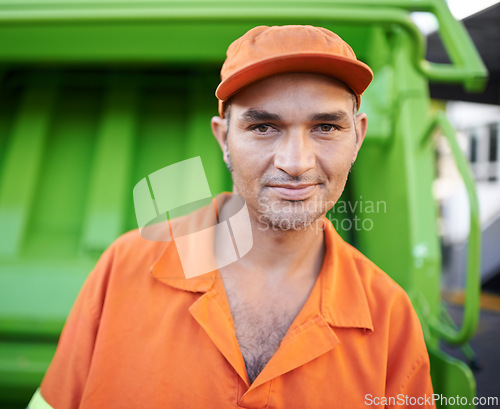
[0,0,486,407]
[351,26,443,336]
[429,346,477,409]
[0,68,232,405]
[0,81,58,257]
[81,85,138,253]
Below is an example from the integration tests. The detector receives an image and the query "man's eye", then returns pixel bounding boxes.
[317,124,339,132]
[252,124,272,133]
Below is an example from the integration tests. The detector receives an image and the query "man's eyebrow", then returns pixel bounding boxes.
[239,109,281,122]
[310,111,349,122]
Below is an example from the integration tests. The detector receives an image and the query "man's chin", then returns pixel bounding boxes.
[255,192,330,231]
[257,212,324,232]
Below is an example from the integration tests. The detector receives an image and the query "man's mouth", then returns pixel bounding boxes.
[268,184,318,201]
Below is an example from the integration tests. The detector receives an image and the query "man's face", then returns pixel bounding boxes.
[212,73,367,231]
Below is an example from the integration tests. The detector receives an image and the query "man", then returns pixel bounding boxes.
[29,25,435,408]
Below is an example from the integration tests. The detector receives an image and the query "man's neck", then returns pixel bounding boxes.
[218,196,326,288]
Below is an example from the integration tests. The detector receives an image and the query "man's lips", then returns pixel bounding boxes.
[268,184,318,201]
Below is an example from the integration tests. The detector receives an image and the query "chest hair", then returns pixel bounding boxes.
[229,299,301,384]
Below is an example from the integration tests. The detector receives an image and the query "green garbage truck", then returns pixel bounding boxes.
[0,0,487,407]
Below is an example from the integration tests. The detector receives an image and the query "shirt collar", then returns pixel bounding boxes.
[151,196,373,331]
[150,194,225,293]
[319,219,374,331]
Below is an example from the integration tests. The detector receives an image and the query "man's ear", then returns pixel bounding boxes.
[352,112,368,162]
[211,116,230,164]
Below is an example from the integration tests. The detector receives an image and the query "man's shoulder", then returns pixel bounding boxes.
[337,237,416,319]
[332,238,426,355]
[113,227,166,250]
[102,226,172,271]
[341,238,403,294]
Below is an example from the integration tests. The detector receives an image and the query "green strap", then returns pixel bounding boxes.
[28,388,54,409]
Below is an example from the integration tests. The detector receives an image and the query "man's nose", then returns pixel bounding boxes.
[273,130,315,177]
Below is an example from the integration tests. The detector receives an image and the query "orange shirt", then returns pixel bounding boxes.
[30,194,435,409]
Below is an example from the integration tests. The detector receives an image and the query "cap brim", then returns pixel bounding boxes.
[216,52,373,116]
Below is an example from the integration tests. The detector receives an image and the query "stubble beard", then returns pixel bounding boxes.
[256,191,330,232]
[226,144,335,232]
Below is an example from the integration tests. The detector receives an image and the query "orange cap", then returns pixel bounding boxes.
[216,25,373,117]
